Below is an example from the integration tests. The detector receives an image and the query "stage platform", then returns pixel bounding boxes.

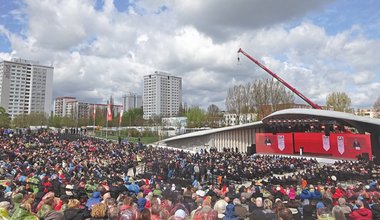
[254,153,357,164]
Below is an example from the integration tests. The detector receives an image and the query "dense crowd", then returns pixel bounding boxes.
[0,131,379,219]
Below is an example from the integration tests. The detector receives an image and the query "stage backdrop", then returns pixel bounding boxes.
[256,132,372,160]
[329,133,372,160]
[256,133,294,155]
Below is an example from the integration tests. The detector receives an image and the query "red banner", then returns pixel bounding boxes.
[329,133,372,160]
[256,132,372,160]
[256,133,294,154]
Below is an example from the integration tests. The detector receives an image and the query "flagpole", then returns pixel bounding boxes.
[118,108,120,138]
[118,108,123,138]
[93,104,96,136]
[106,117,108,139]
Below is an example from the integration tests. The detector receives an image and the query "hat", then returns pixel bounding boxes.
[196,190,205,197]
[174,209,187,219]
[316,201,325,209]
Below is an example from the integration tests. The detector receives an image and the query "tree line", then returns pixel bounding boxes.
[0,81,378,129]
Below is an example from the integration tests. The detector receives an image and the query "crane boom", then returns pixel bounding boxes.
[238,48,322,109]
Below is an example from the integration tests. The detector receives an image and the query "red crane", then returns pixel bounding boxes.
[238,48,322,109]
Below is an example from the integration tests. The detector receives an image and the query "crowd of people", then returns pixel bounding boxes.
[0,131,379,219]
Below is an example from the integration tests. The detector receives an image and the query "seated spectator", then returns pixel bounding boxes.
[263,198,278,220]
[223,203,238,220]
[171,209,188,220]
[278,208,294,220]
[337,197,351,215]
[193,196,218,220]
[349,199,372,220]
[89,202,108,220]
[302,204,316,220]
[371,195,380,220]
[64,199,89,220]
[137,208,151,220]
[331,206,346,220]
[233,198,248,219]
[108,206,120,220]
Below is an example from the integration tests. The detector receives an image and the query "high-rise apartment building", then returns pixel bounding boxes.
[54,97,90,119]
[54,97,76,117]
[123,93,142,111]
[0,58,53,119]
[143,71,182,119]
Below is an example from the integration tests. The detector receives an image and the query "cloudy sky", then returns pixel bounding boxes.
[0,0,379,110]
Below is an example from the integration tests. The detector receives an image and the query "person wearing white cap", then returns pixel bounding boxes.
[214,196,229,219]
[171,209,187,220]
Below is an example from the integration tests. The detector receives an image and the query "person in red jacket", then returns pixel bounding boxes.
[349,199,372,220]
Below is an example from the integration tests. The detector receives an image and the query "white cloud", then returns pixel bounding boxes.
[0,0,379,111]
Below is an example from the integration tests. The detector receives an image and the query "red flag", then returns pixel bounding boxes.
[119,109,123,125]
[107,104,112,121]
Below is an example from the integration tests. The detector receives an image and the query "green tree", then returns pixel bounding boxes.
[61,116,77,127]
[0,107,10,128]
[123,108,143,126]
[13,114,30,128]
[186,106,206,128]
[326,92,352,112]
[48,115,62,128]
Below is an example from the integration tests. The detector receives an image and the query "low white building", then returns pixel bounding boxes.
[223,113,257,126]
[355,108,379,118]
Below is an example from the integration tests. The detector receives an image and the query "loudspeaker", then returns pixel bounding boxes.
[324,125,330,136]
[247,144,256,155]
[251,144,256,154]
[247,146,252,155]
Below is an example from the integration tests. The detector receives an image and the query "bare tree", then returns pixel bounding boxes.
[373,96,380,111]
[326,92,351,112]
[207,104,223,128]
[226,85,250,114]
[226,78,294,120]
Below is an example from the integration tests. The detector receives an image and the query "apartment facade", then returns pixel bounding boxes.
[143,71,182,119]
[0,58,53,119]
[54,97,90,119]
[123,93,143,111]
